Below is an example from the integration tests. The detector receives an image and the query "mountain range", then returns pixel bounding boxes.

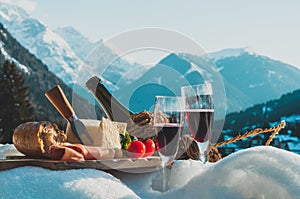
[211,48,300,111]
[0,22,99,128]
[1,2,300,118]
[42,27,300,116]
[54,26,100,61]
[112,50,300,115]
[0,2,144,91]
[0,2,85,85]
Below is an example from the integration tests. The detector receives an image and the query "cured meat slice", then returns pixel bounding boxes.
[48,143,122,161]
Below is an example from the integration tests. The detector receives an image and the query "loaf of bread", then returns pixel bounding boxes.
[13,121,67,158]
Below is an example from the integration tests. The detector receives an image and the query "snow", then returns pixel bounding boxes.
[209,47,255,61]
[0,144,23,159]
[0,1,83,85]
[0,41,30,74]
[281,115,300,123]
[0,167,139,199]
[248,82,265,88]
[0,2,29,22]
[288,142,300,152]
[1,144,300,199]
[0,29,7,39]
[277,134,300,142]
[0,10,10,21]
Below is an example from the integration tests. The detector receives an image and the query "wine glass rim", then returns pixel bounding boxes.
[155,95,184,99]
[181,83,213,95]
[181,82,212,89]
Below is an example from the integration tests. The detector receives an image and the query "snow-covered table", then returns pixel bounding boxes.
[1,144,300,199]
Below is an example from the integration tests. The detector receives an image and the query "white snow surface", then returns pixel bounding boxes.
[0,41,30,73]
[209,47,255,61]
[1,144,300,199]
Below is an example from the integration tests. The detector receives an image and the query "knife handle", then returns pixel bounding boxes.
[45,85,75,120]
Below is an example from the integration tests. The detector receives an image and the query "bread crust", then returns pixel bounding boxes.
[13,121,66,157]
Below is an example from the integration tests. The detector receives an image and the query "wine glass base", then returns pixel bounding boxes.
[151,167,171,192]
[196,140,210,163]
[156,155,175,192]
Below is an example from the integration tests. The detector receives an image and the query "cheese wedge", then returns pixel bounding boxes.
[113,121,127,135]
[66,118,126,149]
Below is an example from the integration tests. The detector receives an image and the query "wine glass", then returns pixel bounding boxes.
[181,83,214,163]
[153,96,184,191]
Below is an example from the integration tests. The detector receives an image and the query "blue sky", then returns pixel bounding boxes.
[2,0,300,68]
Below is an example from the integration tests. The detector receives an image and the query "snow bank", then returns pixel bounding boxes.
[0,166,138,199]
[1,144,300,199]
[165,146,300,199]
[0,144,23,159]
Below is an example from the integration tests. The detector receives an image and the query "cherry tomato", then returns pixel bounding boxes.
[143,139,155,157]
[126,140,146,158]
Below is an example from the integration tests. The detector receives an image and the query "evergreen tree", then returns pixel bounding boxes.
[0,60,34,143]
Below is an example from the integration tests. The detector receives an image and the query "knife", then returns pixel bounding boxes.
[45,85,94,146]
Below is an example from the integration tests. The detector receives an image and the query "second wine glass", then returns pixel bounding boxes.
[181,83,214,163]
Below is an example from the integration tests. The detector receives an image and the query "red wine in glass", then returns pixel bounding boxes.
[185,109,214,143]
[181,83,214,163]
[153,96,184,192]
[155,123,183,157]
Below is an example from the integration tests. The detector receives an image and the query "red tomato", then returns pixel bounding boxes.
[126,141,146,158]
[143,139,155,157]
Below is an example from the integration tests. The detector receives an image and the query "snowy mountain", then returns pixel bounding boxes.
[54,26,101,60]
[0,22,97,124]
[209,47,256,61]
[55,27,147,90]
[113,53,226,125]
[0,1,149,110]
[1,1,299,117]
[0,2,86,85]
[208,47,300,112]
[84,42,146,87]
[112,50,300,117]
[0,2,124,102]
[0,31,29,74]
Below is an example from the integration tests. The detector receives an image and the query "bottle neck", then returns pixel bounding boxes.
[86,76,133,122]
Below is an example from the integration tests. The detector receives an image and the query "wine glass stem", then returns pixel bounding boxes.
[160,156,172,192]
[162,166,167,192]
[199,153,206,163]
[197,140,210,163]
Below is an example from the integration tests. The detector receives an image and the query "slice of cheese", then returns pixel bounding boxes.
[66,119,100,145]
[113,121,127,135]
[66,118,127,148]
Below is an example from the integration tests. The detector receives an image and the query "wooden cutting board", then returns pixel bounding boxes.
[0,156,162,172]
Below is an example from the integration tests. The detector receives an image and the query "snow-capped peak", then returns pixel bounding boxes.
[54,26,101,60]
[209,47,256,61]
[0,1,85,85]
[0,2,29,22]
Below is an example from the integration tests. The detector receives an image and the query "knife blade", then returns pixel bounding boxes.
[45,85,94,146]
